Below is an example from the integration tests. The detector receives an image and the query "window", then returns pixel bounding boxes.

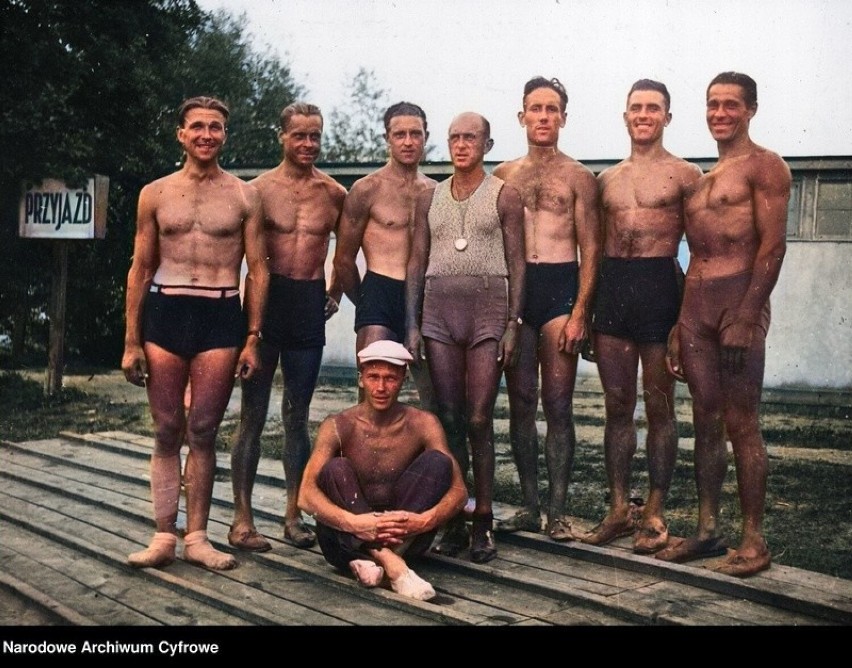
[815,178,852,240]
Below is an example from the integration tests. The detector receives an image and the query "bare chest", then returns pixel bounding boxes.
[261,185,339,236]
[686,166,752,216]
[155,186,244,240]
[511,168,574,215]
[368,183,421,230]
[604,167,684,212]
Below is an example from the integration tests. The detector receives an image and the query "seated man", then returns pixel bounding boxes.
[298,340,467,601]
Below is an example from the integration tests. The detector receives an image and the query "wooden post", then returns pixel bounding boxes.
[45,240,68,396]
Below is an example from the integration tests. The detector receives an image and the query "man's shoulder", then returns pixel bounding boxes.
[559,153,596,177]
[314,168,348,200]
[348,170,388,198]
[749,145,790,171]
[492,157,524,180]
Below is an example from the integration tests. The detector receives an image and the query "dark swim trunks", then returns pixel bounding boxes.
[523,262,578,330]
[262,274,327,350]
[143,291,245,359]
[354,270,406,342]
[592,257,683,344]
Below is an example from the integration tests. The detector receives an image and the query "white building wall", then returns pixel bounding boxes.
[765,242,851,389]
[319,239,852,391]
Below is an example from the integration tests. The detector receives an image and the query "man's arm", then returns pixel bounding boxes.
[121,185,159,387]
[237,183,269,379]
[497,184,526,369]
[404,189,433,362]
[330,181,371,307]
[720,153,791,369]
[324,184,348,319]
[561,169,601,354]
[298,416,382,542]
[364,411,467,545]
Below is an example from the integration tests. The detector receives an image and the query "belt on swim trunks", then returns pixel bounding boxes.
[149,282,240,298]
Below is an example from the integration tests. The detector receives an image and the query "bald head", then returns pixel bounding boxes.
[450,112,491,140]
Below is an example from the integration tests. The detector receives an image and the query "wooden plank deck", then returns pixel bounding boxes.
[1,431,850,633]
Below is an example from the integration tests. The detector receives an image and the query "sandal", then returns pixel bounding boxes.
[546,516,576,542]
[228,526,272,553]
[284,518,317,548]
[432,516,469,557]
[580,516,636,546]
[470,514,497,564]
[494,507,541,533]
[633,523,669,554]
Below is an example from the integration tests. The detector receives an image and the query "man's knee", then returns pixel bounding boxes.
[152,411,186,449]
[185,411,223,447]
[508,381,538,414]
[467,411,493,439]
[603,385,636,423]
[643,386,675,425]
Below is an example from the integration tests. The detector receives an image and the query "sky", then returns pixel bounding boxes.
[196,0,851,162]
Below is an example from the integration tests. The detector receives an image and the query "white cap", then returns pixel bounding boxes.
[357,340,413,367]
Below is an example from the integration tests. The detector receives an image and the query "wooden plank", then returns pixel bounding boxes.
[0,530,162,626]
[0,570,96,626]
[0,471,438,626]
[0,458,478,626]
[3,433,849,626]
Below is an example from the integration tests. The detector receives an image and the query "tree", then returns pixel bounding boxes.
[174,10,306,169]
[0,1,305,366]
[323,67,438,163]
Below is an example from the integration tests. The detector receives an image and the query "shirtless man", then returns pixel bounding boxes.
[657,72,791,577]
[299,340,466,601]
[122,96,268,570]
[582,80,702,553]
[229,103,346,552]
[492,77,601,542]
[405,112,525,563]
[330,102,436,410]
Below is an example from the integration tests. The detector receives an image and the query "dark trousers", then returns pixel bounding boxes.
[315,450,453,570]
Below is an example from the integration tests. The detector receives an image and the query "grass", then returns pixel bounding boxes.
[2,368,850,579]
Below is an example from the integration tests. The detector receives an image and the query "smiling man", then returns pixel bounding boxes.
[582,79,702,553]
[298,340,466,601]
[122,96,268,570]
[492,77,601,542]
[330,102,437,410]
[658,72,791,577]
[229,102,346,553]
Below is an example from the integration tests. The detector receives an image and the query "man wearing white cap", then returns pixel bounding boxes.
[298,340,466,600]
